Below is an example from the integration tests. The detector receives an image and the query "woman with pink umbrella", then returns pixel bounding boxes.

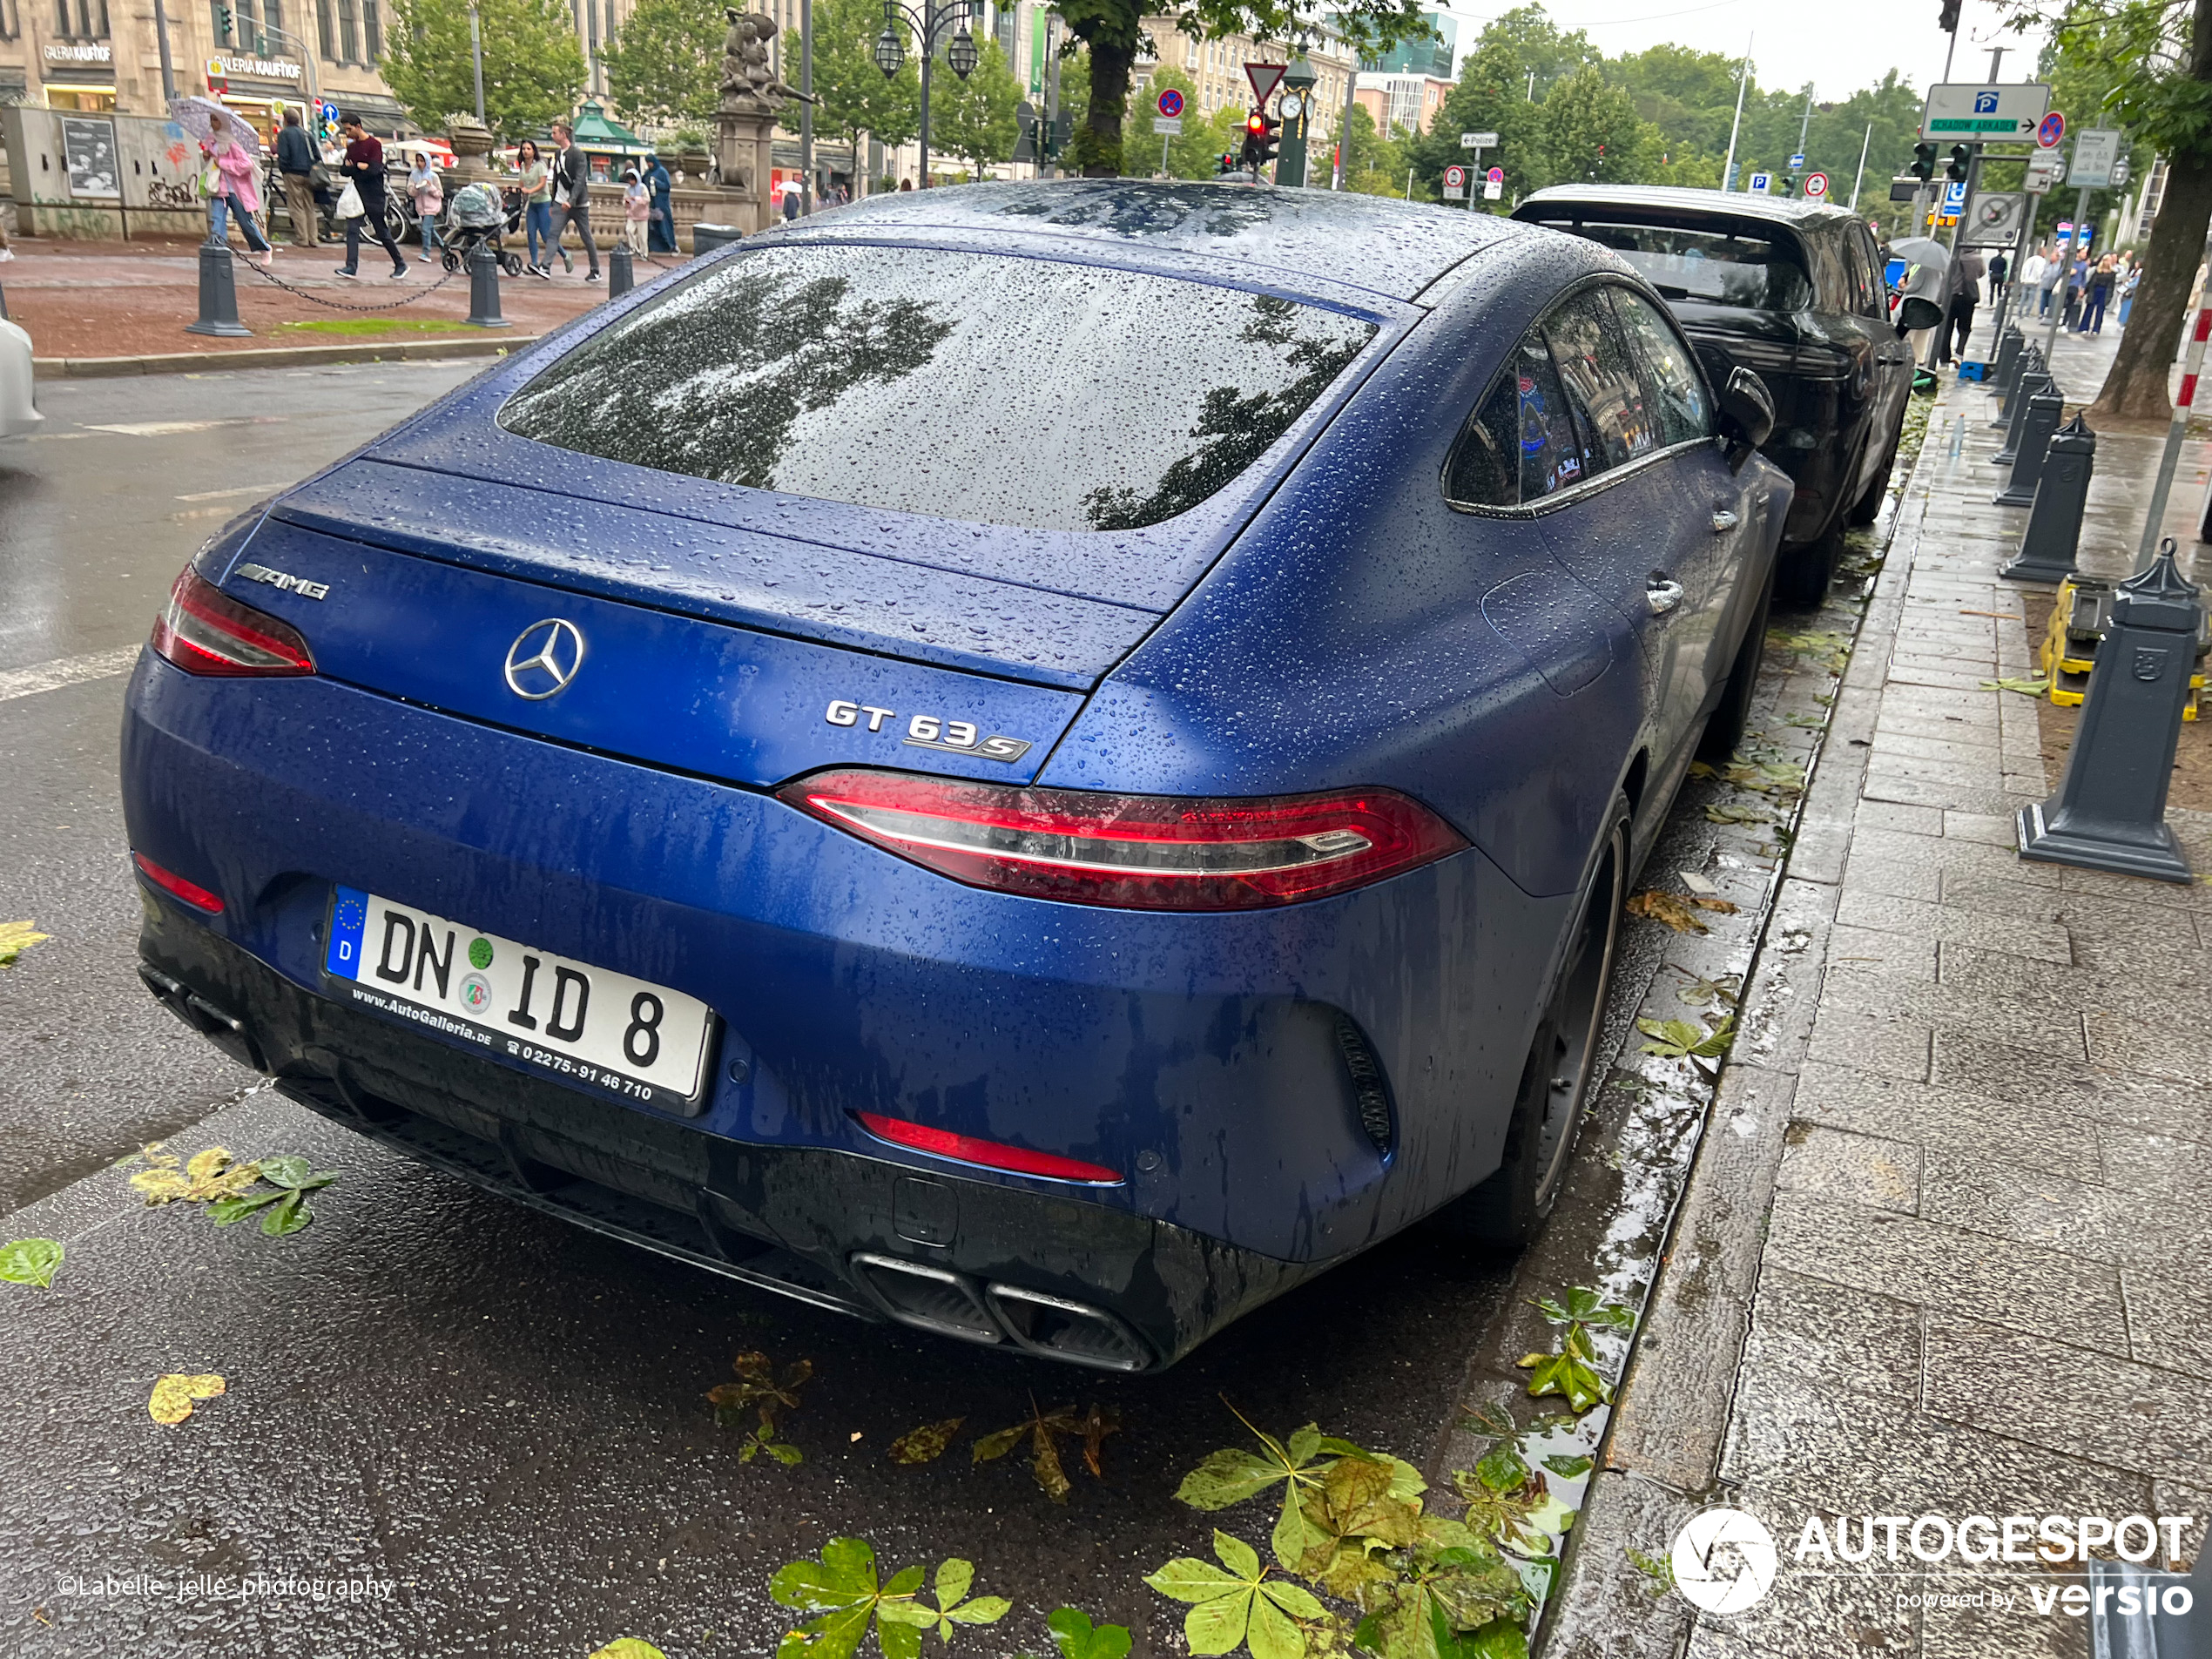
[172,96,273,270]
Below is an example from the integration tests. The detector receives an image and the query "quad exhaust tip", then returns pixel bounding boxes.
[850,1252,1151,1372]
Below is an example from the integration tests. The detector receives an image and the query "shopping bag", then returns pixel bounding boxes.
[335,178,365,219]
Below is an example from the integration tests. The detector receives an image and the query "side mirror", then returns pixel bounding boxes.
[1717,364,1774,472]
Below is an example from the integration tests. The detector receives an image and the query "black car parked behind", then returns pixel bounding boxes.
[1514,186,1913,604]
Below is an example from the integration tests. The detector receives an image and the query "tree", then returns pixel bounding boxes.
[598,0,724,127]
[1996,0,2212,424]
[1338,101,1408,195]
[1531,65,1657,186]
[1055,0,1426,176]
[1407,31,1546,201]
[934,38,1022,174]
[381,0,588,138]
[1126,65,1225,177]
[816,0,920,174]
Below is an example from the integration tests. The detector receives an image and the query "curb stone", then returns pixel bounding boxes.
[32,335,540,378]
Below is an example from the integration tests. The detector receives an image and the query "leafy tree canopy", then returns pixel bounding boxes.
[382,0,588,138]
[597,0,724,128]
[934,38,1024,173]
[816,0,921,156]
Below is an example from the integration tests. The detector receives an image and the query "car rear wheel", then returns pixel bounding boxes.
[1775,510,1842,607]
[1846,433,1898,527]
[1697,565,1775,763]
[1426,795,1627,1249]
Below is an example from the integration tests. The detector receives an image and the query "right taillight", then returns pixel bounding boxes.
[150,566,314,678]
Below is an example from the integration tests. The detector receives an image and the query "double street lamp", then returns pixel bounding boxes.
[873,0,982,187]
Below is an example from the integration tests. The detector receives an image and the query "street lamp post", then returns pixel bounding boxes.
[874,0,981,188]
[468,3,486,126]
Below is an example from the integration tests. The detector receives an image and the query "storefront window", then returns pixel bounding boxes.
[47,84,118,110]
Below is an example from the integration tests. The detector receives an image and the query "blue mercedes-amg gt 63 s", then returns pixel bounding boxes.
[121,181,1787,1372]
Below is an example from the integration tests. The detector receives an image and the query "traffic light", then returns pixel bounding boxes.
[1216,150,1239,175]
[216,3,233,37]
[1242,108,1280,170]
[1773,173,1793,197]
[1938,0,1960,30]
[1946,143,1971,182]
[1910,142,1938,183]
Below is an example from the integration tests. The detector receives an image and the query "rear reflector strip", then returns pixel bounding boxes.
[853,1110,1123,1185]
[132,852,224,914]
[780,771,1466,911]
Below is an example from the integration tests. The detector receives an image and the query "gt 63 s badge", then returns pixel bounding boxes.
[825,700,1033,764]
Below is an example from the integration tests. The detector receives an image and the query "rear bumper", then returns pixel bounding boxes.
[136,901,1311,1371]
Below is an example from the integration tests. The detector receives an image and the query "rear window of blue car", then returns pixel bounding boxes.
[496,243,1379,533]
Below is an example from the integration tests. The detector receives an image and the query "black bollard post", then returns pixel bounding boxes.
[2017,540,2202,882]
[2002,415,2096,582]
[464,240,509,329]
[185,239,252,338]
[1993,348,2043,432]
[1996,389,2065,507]
[1991,327,2023,397]
[1994,367,2053,464]
[608,242,634,298]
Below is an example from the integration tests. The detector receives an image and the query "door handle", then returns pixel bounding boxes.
[1710,509,1740,533]
[1645,576,1686,616]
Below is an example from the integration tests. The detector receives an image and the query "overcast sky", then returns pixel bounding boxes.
[1433,0,2050,104]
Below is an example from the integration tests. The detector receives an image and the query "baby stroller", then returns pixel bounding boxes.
[439,182,525,277]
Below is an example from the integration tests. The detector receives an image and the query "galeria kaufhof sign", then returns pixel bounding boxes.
[206,53,304,81]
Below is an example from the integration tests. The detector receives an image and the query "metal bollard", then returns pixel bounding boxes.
[1996,389,2065,508]
[2002,415,2096,583]
[608,242,633,298]
[1991,327,2023,397]
[464,239,509,329]
[185,239,252,339]
[2017,540,2202,882]
[1994,367,2053,464]
[1993,348,2043,431]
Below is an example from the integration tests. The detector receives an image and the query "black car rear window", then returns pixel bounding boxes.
[497,243,1378,533]
[1542,219,1812,312]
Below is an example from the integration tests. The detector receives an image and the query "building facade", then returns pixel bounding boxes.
[1362,10,1453,80]
[1354,71,1447,137]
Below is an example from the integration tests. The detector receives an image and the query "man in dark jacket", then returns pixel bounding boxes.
[276,107,320,247]
[550,121,601,282]
[644,153,674,253]
[334,112,408,279]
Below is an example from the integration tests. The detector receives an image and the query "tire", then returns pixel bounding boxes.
[1774,515,1841,607]
[1846,433,1898,527]
[1697,563,1775,763]
[1426,795,1628,1249]
[442,248,461,273]
[502,252,524,277]
[382,200,408,246]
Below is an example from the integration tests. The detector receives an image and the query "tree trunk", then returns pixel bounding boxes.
[1082,37,1134,177]
[2086,152,2212,426]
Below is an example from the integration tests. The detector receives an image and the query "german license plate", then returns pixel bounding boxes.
[322,887,716,1108]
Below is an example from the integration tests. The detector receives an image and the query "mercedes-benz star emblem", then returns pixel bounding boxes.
[503,618,586,700]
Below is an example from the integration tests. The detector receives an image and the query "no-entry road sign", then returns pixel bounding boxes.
[1803,171,1829,199]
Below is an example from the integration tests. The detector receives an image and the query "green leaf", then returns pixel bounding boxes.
[1176,1447,1284,1509]
[208,1190,287,1225]
[878,1614,926,1659]
[1046,1607,1131,1659]
[258,1156,313,1188]
[934,1561,974,1609]
[1473,1444,1528,1493]
[764,1439,804,1467]
[1213,1530,1262,1581]
[590,1642,672,1659]
[971,1424,1028,1463]
[946,1597,1009,1627]
[1243,1592,1305,1659]
[261,1189,312,1236]
[1461,1621,1529,1659]
[1184,1591,1252,1656]
[1540,1454,1592,1480]
[1144,1557,1247,1604]
[890,1417,964,1465]
[1516,1350,1609,1414]
[783,1603,874,1659]
[1257,1579,1326,1622]
[0,1238,62,1289]
[774,1540,879,1609]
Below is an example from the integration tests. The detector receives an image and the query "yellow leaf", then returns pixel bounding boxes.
[1685,896,1739,915]
[185,1148,231,1187]
[0,921,50,968]
[588,1644,671,1659]
[1625,891,1709,934]
[130,1169,192,1205]
[148,1373,226,1425]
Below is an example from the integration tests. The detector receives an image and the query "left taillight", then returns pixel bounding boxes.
[150,565,314,678]
[777,769,1468,911]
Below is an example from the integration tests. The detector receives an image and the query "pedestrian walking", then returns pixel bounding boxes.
[276,107,320,248]
[200,110,273,270]
[408,152,444,263]
[2062,250,2087,327]
[622,166,651,256]
[2034,243,2062,319]
[548,121,601,283]
[2080,251,2118,334]
[1986,248,2008,300]
[2119,260,2141,327]
[0,205,13,262]
[333,112,408,280]
[516,139,555,277]
[644,152,675,253]
[781,181,801,222]
[1941,248,1983,366]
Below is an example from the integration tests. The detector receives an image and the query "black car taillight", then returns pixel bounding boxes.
[777,770,1467,911]
[150,566,314,678]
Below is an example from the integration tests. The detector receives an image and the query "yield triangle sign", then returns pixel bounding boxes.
[1244,60,1285,105]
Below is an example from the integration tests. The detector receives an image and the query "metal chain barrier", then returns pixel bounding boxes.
[228,246,463,314]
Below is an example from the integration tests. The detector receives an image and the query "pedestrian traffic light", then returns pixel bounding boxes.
[1910,142,1937,183]
[1946,144,1971,182]
[1216,150,1239,175]
[1242,108,1280,170]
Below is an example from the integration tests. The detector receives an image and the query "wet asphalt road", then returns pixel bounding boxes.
[0,361,1865,1658]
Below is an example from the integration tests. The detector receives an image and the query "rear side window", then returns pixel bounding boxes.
[1445,334,1588,508]
[1544,289,1660,470]
[1608,288,1710,446]
[1562,219,1814,312]
[497,244,1378,533]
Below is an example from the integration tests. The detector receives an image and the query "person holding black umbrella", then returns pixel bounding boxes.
[333,112,408,280]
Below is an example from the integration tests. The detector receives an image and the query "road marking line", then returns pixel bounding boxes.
[175,483,285,502]
[0,646,143,704]
[84,417,280,436]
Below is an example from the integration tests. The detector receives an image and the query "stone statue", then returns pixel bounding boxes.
[719,10,816,118]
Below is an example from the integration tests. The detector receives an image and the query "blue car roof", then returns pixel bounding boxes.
[765,180,1534,303]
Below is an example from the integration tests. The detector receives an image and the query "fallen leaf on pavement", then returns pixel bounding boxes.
[1980,677,2050,697]
[0,921,50,968]
[890,1416,966,1465]
[0,1238,63,1289]
[1625,892,1707,934]
[588,1643,670,1659]
[148,1373,226,1425]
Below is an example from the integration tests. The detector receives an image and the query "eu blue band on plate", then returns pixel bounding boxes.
[327,886,369,979]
